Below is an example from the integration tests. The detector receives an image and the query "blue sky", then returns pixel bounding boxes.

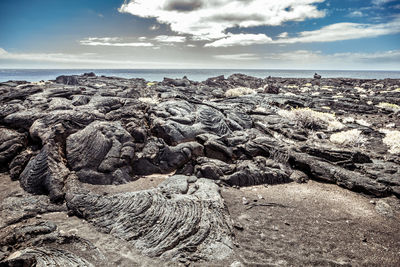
[0,0,399,69]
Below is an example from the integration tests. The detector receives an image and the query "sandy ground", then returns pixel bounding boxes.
[222,181,400,266]
[1,173,399,266]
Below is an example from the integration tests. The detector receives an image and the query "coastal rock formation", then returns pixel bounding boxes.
[66,121,135,185]
[0,73,399,265]
[66,175,233,261]
[0,219,104,266]
[19,143,69,202]
[0,128,26,170]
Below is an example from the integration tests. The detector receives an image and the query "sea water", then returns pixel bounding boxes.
[1,69,400,82]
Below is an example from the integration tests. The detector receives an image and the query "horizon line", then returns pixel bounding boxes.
[1,68,399,72]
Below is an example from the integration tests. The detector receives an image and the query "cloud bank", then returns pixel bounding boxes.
[119,0,326,40]
[205,33,272,47]
[276,16,400,44]
[80,37,154,47]
[1,47,399,69]
[206,16,400,47]
[214,53,260,60]
[372,0,397,5]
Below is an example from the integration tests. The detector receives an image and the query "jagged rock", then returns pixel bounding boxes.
[265,84,280,94]
[2,247,94,267]
[289,152,391,197]
[227,73,264,89]
[0,128,27,170]
[132,138,203,175]
[244,136,286,159]
[0,220,102,267]
[0,194,67,227]
[299,146,372,170]
[224,157,291,186]
[55,75,79,85]
[4,110,43,130]
[194,156,291,186]
[71,95,90,106]
[205,75,225,87]
[195,157,235,180]
[0,221,57,248]
[9,149,36,180]
[66,175,234,261]
[162,77,191,87]
[0,72,400,265]
[66,121,135,185]
[1,74,399,199]
[0,86,42,102]
[19,144,69,202]
[290,170,309,183]
[83,72,96,77]
[151,100,252,146]
[314,73,322,79]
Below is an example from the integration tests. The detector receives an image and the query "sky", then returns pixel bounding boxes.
[0,0,399,70]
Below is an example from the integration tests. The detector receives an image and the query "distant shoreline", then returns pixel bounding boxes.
[1,69,400,82]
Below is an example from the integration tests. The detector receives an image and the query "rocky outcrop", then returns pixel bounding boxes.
[19,144,69,202]
[132,138,203,175]
[1,72,399,198]
[66,121,135,184]
[0,73,399,265]
[55,75,79,85]
[2,247,94,267]
[66,175,234,261]
[0,220,103,266]
[0,128,26,170]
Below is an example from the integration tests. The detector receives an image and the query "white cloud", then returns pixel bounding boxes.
[214,53,261,60]
[80,37,154,47]
[119,0,325,40]
[149,24,160,31]
[205,33,272,47]
[0,48,182,68]
[262,49,400,68]
[265,50,322,61]
[372,0,396,5]
[0,48,125,64]
[153,35,186,43]
[80,36,188,47]
[275,16,400,43]
[277,32,289,38]
[1,47,399,69]
[332,50,400,61]
[348,11,363,17]
[84,37,120,42]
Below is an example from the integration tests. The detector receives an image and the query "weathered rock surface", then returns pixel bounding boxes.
[0,128,26,170]
[19,144,69,202]
[0,73,399,265]
[65,175,233,261]
[66,121,135,184]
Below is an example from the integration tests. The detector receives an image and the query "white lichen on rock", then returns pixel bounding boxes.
[330,129,365,146]
[380,129,400,154]
[377,102,400,112]
[278,108,344,131]
[356,119,371,127]
[138,97,159,105]
[342,117,355,123]
[225,87,256,97]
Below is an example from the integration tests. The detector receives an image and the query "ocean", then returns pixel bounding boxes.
[1,69,400,82]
